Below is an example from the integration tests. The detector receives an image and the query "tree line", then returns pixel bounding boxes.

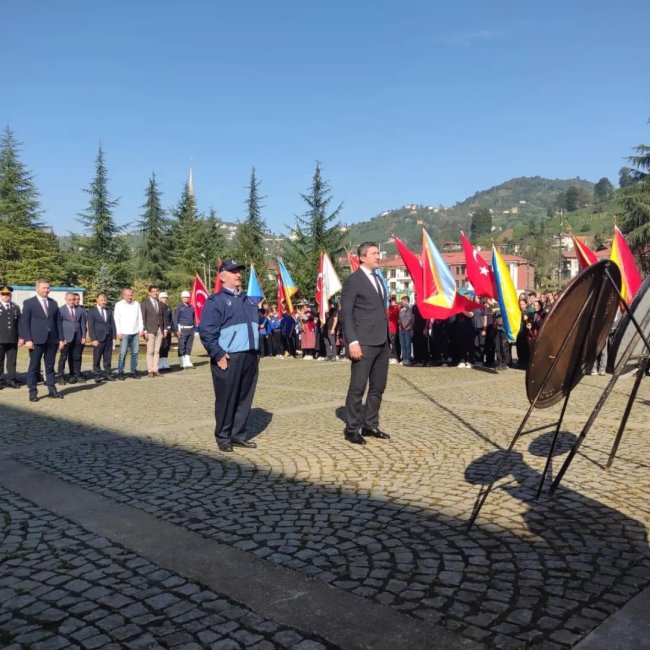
[0,127,346,305]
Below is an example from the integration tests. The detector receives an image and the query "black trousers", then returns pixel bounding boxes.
[324,331,337,360]
[281,332,296,357]
[58,334,83,377]
[0,342,17,383]
[28,342,58,392]
[92,339,113,375]
[345,342,390,434]
[271,330,281,356]
[210,351,259,443]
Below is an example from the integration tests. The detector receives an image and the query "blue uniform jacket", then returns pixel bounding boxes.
[199,289,260,361]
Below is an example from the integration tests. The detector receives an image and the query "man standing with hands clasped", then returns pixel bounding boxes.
[341,242,392,445]
[200,260,260,453]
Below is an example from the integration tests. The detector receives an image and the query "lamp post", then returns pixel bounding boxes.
[200,253,207,287]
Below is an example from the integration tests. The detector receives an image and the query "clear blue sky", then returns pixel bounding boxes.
[3,0,649,235]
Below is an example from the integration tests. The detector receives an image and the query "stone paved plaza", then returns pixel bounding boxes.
[1,345,649,649]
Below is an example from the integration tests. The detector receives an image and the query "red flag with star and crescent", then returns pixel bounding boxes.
[191,274,209,324]
[213,258,223,294]
[460,230,497,299]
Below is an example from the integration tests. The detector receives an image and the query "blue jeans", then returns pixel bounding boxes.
[399,331,412,364]
[118,334,139,373]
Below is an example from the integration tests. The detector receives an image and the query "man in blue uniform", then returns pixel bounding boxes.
[174,290,196,369]
[200,260,261,452]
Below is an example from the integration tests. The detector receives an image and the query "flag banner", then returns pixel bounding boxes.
[277,273,286,316]
[610,226,642,305]
[246,263,265,305]
[572,236,598,271]
[315,252,343,323]
[393,233,475,319]
[190,273,210,324]
[346,250,360,272]
[213,258,222,294]
[492,245,521,342]
[460,230,496,298]
[277,258,298,313]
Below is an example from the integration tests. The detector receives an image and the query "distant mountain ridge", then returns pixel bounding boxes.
[345,176,596,251]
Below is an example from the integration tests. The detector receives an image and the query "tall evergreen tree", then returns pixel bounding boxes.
[197,208,228,284]
[0,127,42,227]
[136,173,167,284]
[231,167,271,295]
[167,181,203,288]
[78,146,131,301]
[284,162,344,300]
[470,207,492,238]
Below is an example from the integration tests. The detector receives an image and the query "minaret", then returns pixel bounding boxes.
[188,166,195,199]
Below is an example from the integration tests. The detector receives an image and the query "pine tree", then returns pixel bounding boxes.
[470,207,492,238]
[284,162,344,300]
[167,181,203,288]
[0,127,42,227]
[136,173,167,285]
[231,167,272,296]
[78,146,132,297]
[197,208,228,284]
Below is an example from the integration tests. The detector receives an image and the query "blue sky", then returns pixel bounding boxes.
[3,0,649,235]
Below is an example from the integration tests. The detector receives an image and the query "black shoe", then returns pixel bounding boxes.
[68,376,78,384]
[217,442,233,452]
[77,375,87,383]
[29,392,38,403]
[362,428,391,440]
[48,389,63,399]
[7,380,21,389]
[117,373,126,381]
[130,372,141,380]
[56,375,66,385]
[232,440,257,449]
[104,373,117,382]
[345,431,367,445]
[95,376,104,384]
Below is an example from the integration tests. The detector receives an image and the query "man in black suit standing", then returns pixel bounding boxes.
[58,291,87,383]
[87,292,117,383]
[19,278,65,402]
[0,284,22,389]
[341,242,392,445]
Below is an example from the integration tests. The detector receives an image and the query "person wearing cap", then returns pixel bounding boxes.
[0,285,23,390]
[157,292,174,372]
[199,260,260,452]
[19,278,65,401]
[174,290,196,369]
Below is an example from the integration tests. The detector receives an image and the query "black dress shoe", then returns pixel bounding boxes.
[345,432,367,445]
[217,442,233,452]
[117,373,126,381]
[104,373,117,382]
[231,440,257,448]
[95,376,104,384]
[48,389,63,399]
[29,393,39,403]
[130,372,141,380]
[362,428,391,439]
[68,376,78,384]
[7,381,21,389]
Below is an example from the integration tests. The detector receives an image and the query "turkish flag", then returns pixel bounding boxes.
[460,231,496,298]
[191,274,209,324]
[347,250,360,272]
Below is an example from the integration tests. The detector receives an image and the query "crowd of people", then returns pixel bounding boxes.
[0,280,199,401]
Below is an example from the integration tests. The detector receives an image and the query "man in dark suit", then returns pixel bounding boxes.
[57,291,88,383]
[19,278,65,401]
[0,284,22,389]
[87,292,117,383]
[141,284,167,377]
[340,242,392,445]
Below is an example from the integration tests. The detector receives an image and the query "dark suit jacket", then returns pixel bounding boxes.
[141,298,165,333]
[60,304,88,343]
[340,268,390,346]
[19,296,63,345]
[87,306,116,342]
[0,302,21,344]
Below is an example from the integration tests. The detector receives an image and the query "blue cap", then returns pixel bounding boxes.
[218,259,245,273]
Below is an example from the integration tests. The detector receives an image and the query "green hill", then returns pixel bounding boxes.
[345,176,601,253]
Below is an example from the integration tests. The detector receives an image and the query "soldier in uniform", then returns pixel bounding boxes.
[157,291,174,372]
[0,285,22,389]
[174,290,196,369]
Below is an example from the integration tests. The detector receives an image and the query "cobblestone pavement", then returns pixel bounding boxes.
[1,347,649,648]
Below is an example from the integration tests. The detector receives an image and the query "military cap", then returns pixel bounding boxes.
[0,284,13,295]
